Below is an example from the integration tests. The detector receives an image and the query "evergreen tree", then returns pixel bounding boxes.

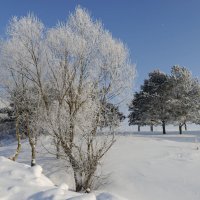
[129,70,172,134]
[128,91,156,131]
[170,65,200,134]
[100,102,125,130]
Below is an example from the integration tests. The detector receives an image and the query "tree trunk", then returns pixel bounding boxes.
[184,123,187,131]
[162,121,166,134]
[150,125,153,132]
[53,136,61,159]
[10,114,21,161]
[179,124,183,135]
[56,138,60,159]
[61,139,83,192]
[83,176,92,191]
[28,133,36,166]
[74,170,83,192]
[30,141,36,167]
[138,125,141,132]
[26,112,36,166]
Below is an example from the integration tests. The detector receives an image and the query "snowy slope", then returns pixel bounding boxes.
[1,131,200,199]
[0,156,122,200]
[0,156,82,200]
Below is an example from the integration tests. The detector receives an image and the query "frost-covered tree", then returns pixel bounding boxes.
[0,14,54,166]
[129,70,171,134]
[170,65,200,134]
[0,59,41,165]
[1,7,134,191]
[144,70,173,134]
[129,66,200,135]
[42,8,134,191]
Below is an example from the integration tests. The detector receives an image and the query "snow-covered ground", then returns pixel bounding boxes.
[0,156,80,200]
[1,130,200,199]
[102,132,200,200]
[0,156,120,200]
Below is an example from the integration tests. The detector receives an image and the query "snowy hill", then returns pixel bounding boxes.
[0,156,86,200]
[0,156,122,200]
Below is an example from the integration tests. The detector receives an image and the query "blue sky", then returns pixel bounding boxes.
[0,0,200,90]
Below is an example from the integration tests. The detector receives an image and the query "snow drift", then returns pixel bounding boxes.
[0,156,122,200]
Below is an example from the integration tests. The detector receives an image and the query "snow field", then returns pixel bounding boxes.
[1,132,200,199]
[101,133,200,200]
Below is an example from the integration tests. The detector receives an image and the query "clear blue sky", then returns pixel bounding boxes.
[0,0,200,90]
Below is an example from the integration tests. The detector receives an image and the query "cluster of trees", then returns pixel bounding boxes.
[0,7,134,191]
[129,66,200,134]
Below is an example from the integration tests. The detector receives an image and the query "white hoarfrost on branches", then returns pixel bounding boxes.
[0,7,135,192]
[1,14,44,166]
[170,65,200,134]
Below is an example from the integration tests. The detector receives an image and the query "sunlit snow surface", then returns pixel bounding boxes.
[1,130,200,199]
